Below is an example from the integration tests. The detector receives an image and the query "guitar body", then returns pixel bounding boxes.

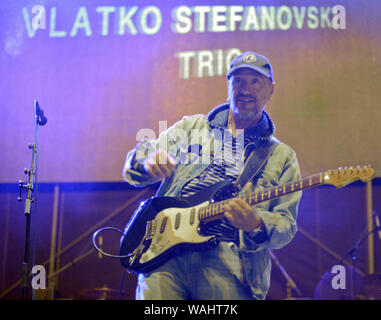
[120,180,236,274]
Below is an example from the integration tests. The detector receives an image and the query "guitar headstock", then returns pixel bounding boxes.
[323,165,375,188]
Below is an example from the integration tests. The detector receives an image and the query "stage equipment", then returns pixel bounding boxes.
[18,100,48,300]
[337,209,381,299]
[269,250,304,299]
[314,266,363,300]
[0,187,151,299]
[315,210,381,300]
[359,274,381,300]
[81,284,127,300]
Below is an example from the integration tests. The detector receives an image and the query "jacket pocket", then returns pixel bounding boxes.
[240,250,271,300]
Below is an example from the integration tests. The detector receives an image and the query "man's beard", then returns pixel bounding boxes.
[235,109,258,122]
[233,97,260,121]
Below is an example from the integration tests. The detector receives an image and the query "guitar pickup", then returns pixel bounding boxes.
[190,208,195,225]
[145,221,154,239]
[175,212,181,229]
[160,216,168,234]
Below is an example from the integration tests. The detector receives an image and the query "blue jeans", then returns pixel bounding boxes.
[135,243,254,300]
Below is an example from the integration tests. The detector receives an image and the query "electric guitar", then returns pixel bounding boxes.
[119,166,375,274]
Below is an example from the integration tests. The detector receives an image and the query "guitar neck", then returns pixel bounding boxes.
[199,173,324,223]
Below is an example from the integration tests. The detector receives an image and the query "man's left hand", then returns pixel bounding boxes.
[224,182,262,233]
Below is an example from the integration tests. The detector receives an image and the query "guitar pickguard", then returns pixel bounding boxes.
[137,202,216,267]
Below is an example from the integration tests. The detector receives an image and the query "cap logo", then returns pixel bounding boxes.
[243,53,256,64]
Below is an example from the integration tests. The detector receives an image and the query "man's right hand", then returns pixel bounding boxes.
[143,150,176,180]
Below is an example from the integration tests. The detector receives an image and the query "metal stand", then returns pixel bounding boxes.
[269,250,302,299]
[18,100,47,300]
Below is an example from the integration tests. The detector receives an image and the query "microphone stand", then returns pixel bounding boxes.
[18,100,47,300]
[269,250,302,299]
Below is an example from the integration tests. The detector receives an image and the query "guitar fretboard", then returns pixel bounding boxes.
[198,173,323,223]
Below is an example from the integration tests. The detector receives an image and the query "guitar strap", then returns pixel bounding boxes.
[234,137,279,191]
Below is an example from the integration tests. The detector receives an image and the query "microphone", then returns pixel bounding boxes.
[373,211,381,240]
[34,100,47,126]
